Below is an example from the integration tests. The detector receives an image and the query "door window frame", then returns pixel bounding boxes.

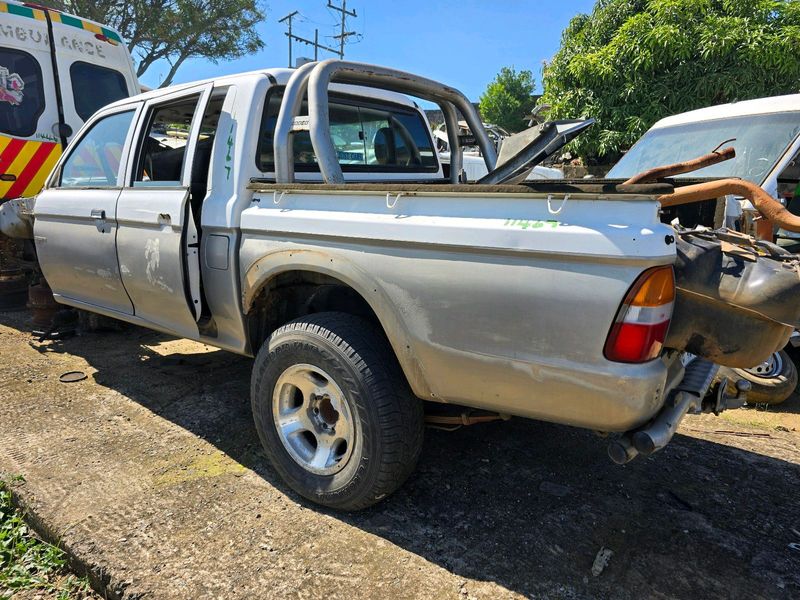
[126,83,215,190]
[47,103,142,190]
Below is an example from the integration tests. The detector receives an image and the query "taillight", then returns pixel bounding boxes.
[604,265,675,363]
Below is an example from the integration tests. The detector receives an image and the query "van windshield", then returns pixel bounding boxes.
[607,112,800,184]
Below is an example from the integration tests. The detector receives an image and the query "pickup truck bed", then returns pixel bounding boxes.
[241,181,677,431]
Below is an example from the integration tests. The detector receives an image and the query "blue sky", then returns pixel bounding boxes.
[139,0,596,101]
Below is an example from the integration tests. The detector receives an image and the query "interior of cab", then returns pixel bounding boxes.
[255,88,437,175]
[134,94,225,225]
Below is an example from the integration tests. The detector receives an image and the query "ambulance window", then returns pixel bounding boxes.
[0,47,45,137]
[70,62,128,121]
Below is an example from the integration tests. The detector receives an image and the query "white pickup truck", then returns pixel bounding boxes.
[20,60,800,510]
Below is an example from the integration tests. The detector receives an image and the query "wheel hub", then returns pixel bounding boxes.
[272,364,354,475]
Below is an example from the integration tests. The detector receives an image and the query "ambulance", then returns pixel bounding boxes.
[0,0,139,200]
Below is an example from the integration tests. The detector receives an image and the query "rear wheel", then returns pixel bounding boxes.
[251,312,424,510]
[718,349,797,405]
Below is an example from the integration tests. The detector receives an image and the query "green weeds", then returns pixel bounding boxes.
[0,479,93,599]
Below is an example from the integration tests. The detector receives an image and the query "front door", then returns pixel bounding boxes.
[115,84,214,338]
[34,107,139,314]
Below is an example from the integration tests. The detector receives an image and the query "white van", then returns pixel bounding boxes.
[607,94,800,404]
[0,0,139,200]
[607,94,800,237]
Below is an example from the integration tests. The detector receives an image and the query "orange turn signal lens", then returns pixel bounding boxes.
[630,265,675,307]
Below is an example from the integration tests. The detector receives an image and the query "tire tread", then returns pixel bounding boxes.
[251,312,423,510]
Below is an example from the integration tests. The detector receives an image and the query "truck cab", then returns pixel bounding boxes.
[606,94,800,238]
[33,68,443,347]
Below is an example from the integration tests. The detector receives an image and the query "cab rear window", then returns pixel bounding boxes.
[0,47,45,138]
[256,89,438,174]
[70,62,128,121]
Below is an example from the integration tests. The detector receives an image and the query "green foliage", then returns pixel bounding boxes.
[51,1,266,87]
[479,67,537,133]
[541,0,800,162]
[0,481,91,598]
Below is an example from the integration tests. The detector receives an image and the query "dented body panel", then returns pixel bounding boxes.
[239,186,677,430]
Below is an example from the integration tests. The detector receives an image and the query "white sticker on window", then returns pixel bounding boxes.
[0,66,24,105]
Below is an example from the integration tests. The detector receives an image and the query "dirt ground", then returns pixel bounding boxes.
[0,309,799,600]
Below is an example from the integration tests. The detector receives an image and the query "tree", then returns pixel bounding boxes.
[51,1,265,87]
[479,67,536,133]
[540,0,800,162]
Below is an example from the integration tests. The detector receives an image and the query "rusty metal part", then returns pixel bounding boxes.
[27,281,61,328]
[424,411,510,431]
[658,178,800,233]
[623,147,736,184]
[665,227,800,367]
[59,371,87,383]
[0,267,28,310]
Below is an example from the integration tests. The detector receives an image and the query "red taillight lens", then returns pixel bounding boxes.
[604,266,675,363]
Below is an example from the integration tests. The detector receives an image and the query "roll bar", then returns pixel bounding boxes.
[273,60,497,184]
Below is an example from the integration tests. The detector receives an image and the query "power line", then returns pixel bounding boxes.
[281,3,360,66]
[290,28,340,62]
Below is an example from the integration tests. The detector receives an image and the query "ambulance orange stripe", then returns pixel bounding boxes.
[22,145,61,197]
[0,141,37,198]
[6,142,57,198]
[0,138,27,174]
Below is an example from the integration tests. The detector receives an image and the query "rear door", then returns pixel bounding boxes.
[34,105,140,314]
[0,8,61,200]
[115,84,214,338]
[47,11,139,137]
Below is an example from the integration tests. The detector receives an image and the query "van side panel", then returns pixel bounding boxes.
[0,3,61,198]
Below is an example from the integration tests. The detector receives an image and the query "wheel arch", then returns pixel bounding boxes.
[241,249,432,399]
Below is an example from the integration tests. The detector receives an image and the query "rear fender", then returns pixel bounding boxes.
[241,248,433,399]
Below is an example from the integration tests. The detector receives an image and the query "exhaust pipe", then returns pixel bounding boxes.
[608,358,720,463]
[623,146,735,185]
[631,391,697,455]
[607,435,639,465]
[658,178,800,235]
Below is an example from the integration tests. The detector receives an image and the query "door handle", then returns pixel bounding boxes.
[91,209,106,220]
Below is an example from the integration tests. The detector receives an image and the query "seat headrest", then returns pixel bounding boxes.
[373,127,396,165]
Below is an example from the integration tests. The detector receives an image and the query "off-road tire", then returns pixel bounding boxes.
[251,312,424,510]
[718,349,798,405]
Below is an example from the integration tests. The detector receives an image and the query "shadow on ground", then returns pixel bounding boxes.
[25,320,800,599]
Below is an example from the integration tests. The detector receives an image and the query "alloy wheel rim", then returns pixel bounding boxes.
[272,364,355,475]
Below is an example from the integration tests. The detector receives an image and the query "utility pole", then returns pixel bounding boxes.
[279,11,299,68]
[327,0,357,59]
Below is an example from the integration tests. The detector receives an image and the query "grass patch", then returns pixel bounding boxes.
[1,478,93,599]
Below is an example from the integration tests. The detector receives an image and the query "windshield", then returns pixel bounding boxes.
[607,112,800,184]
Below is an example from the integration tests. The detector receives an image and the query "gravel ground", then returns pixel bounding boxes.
[0,309,799,599]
